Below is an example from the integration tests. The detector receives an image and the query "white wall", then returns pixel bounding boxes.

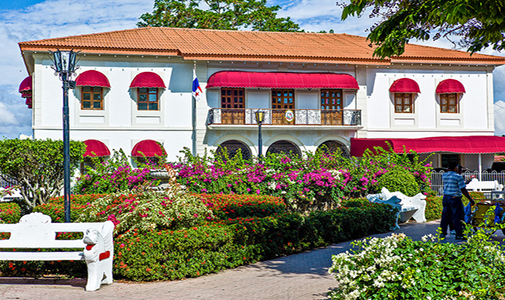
[366,67,492,138]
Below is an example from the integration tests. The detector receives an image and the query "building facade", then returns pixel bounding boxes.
[18,27,505,169]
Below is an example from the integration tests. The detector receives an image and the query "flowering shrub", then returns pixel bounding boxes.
[197,194,286,219]
[76,186,213,233]
[0,202,20,224]
[74,150,159,195]
[328,227,505,299]
[173,146,433,212]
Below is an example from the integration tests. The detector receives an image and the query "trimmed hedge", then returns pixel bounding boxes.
[112,200,396,281]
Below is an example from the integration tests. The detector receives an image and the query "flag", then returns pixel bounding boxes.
[192,70,203,102]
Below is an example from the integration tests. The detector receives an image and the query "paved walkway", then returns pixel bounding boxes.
[1,221,503,300]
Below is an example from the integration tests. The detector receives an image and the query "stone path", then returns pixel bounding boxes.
[0,220,503,300]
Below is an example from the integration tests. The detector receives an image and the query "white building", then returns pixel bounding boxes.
[17,27,505,169]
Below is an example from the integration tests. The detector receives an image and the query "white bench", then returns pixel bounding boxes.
[367,188,427,228]
[0,212,114,291]
[465,178,503,193]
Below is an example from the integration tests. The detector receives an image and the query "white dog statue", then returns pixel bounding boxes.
[83,221,114,291]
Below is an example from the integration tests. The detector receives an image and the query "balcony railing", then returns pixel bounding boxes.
[207,108,361,126]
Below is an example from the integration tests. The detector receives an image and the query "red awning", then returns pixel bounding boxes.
[130,72,166,88]
[436,79,465,94]
[389,78,420,93]
[351,136,505,157]
[76,70,111,88]
[207,71,359,89]
[25,97,32,109]
[19,76,32,98]
[84,139,111,157]
[131,140,166,157]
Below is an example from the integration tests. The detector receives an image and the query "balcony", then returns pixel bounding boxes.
[207,108,361,127]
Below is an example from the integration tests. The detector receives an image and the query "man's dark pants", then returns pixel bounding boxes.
[440,195,464,237]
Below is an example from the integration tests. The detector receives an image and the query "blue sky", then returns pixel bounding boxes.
[0,0,504,138]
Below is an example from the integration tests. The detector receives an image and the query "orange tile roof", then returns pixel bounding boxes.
[18,27,505,65]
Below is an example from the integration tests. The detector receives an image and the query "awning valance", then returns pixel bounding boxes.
[25,97,32,109]
[351,136,505,157]
[131,140,166,157]
[207,71,359,89]
[389,78,420,93]
[19,76,32,98]
[76,70,111,88]
[83,139,111,157]
[436,79,466,94]
[130,72,166,88]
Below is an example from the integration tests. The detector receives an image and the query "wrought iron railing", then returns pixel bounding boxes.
[207,108,361,126]
[430,170,505,196]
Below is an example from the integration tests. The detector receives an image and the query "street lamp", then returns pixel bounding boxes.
[50,49,78,223]
[255,109,265,159]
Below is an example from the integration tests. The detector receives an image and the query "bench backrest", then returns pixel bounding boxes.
[0,212,109,249]
[466,179,501,192]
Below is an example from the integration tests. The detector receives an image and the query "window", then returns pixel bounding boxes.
[320,90,342,110]
[440,93,459,113]
[216,140,251,160]
[272,89,294,109]
[221,88,244,108]
[81,86,103,110]
[138,88,159,111]
[266,140,301,158]
[394,93,413,113]
[441,154,460,168]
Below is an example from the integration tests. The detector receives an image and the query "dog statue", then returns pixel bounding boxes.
[83,221,114,291]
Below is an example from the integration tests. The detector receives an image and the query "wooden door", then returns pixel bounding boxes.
[321,90,343,125]
[221,88,245,124]
[272,89,295,125]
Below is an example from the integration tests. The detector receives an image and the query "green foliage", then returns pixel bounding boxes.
[328,224,505,299]
[74,149,159,195]
[0,138,85,212]
[377,166,420,197]
[76,186,213,233]
[341,0,505,57]
[138,0,301,32]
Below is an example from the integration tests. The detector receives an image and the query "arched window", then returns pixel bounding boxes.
[75,70,111,110]
[389,78,420,114]
[216,140,251,160]
[130,72,166,111]
[266,140,301,157]
[317,140,349,158]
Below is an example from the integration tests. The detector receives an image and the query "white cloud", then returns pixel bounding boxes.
[0,0,153,139]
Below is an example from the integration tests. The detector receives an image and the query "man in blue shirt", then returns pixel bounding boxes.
[440,161,475,240]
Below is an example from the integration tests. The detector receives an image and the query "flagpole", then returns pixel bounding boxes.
[192,62,197,156]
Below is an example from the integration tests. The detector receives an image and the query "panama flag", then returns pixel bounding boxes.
[192,70,203,101]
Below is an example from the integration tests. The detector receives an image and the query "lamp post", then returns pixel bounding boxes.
[50,49,78,223]
[255,109,265,160]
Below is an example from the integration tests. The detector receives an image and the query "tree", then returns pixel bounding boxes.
[0,139,85,213]
[341,0,505,58]
[138,0,300,32]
